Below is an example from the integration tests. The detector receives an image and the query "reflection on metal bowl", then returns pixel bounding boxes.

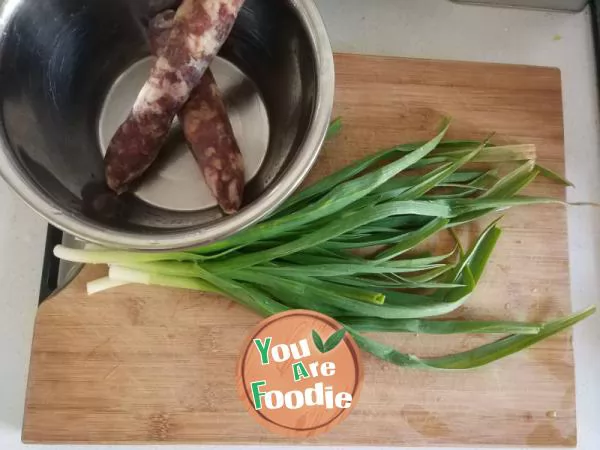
[0,0,335,249]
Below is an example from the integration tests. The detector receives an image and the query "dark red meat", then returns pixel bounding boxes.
[104,0,245,200]
[148,8,245,214]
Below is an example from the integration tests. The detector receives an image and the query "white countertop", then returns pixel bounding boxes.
[1,0,599,449]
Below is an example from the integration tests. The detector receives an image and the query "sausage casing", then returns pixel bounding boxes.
[104,0,245,197]
[149,9,245,214]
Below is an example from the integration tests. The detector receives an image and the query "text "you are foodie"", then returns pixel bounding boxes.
[250,336,353,411]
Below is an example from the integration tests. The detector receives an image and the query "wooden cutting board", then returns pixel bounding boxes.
[22,53,574,447]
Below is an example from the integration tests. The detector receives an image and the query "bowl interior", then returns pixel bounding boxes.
[0,0,319,236]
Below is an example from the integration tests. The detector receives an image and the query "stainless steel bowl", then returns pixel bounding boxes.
[0,0,334,250]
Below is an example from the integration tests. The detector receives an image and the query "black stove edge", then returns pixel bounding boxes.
[39,225,63,304]
[592,1,600,75]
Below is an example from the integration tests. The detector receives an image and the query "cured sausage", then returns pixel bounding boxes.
[105,0,245,196]
[149,9,245,214]
[148,9,177,53]
[104,0,245,199]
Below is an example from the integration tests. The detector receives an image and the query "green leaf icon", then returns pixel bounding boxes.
[313,329,347,354]
[312,330,325,353]
[324,329,347,353]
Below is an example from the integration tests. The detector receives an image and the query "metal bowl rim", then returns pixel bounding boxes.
[0,0,335,250]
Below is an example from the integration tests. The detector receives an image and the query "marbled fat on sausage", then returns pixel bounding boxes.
[148,9,176,52]
[149,10,245,214]
[104,0,245,198]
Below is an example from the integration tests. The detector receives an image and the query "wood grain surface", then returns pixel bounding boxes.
[22,53,574,446]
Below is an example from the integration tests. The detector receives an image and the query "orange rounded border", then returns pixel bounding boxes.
[236,310,364,438]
